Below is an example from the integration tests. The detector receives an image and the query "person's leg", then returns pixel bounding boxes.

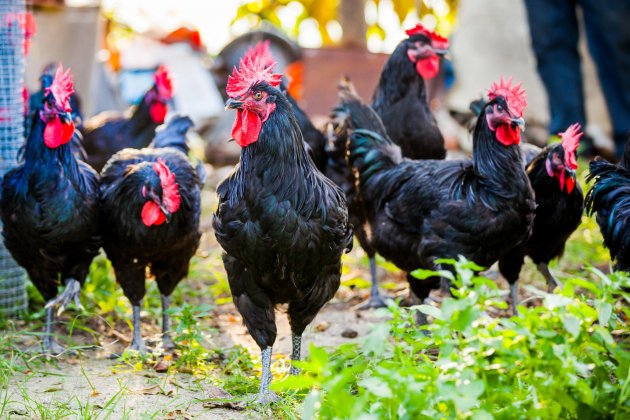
[524,0,586,135]
[580,0,630,157]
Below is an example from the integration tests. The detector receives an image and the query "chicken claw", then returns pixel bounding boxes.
[45,278,83,316]
[357,257,390,310]
[537,262,562,292]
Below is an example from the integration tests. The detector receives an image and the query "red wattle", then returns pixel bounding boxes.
[150,102,167,123]
[44,117,75,148]
[141,201,166,227]
[566,176,575,194]
[415,54,440,79]
[495,124,521,146]
[231,109,262,147]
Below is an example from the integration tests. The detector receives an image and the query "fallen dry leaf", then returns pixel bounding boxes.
[128,385,160,395]
[315,321,330,332]
[201,385,244,410]
[164,409,192,419]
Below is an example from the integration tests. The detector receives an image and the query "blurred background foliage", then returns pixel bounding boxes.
[234,0,458,50]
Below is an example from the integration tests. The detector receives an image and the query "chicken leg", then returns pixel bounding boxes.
[41,278,83,354]
[510,282,519,315]
[161,295,176,351]
[41,306,66,355]
[290,334,302,375]
[357,257,388,310]
[128,304,147,353]
[537,262,561,292]
[256,346,279,404]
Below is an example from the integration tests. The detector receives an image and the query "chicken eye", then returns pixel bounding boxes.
[253,92,264,101]
[496,104,504,112]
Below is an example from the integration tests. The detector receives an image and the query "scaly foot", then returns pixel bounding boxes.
[162,333,176,351]
[357,293,389,310]
[255,390,279,405]
[45,279,83,316]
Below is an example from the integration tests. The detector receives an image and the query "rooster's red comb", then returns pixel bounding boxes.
[405,23,449,50]
[46,64,74,111]
[153,159,180,213]
[154,65,174,100]
[243,40,276,69]
[226,52,282,98]
[559,123,582,170]
[487,76,527,117]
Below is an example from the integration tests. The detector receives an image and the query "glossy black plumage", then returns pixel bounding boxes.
[499,143,584,296]
[586,137,630,271]
[284,88,327,172]
[371,34,445,160]
[99,116,201,350]
[1,104,100,353]
[81,85,164,172]
[213,83,352,352]
[347,99,535,303]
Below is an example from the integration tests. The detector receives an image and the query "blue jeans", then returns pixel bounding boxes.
[524,0,630,156]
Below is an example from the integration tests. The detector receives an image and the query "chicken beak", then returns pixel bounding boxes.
[511,117,525,131]
[160,205,172,223]
[225,98,244,110]
[433,48,448,57]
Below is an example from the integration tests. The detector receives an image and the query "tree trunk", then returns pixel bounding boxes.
[338,0,367,49]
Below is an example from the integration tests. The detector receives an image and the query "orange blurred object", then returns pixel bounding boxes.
[285,60,304,101]
[161,27,204,52]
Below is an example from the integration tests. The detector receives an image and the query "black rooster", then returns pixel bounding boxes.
[81,65,174,172]
[99,116,201,352]
[213,54,352,403]
[371,23,448,160]
[347,78,535,322]
[586,135,630,271]
[499,124,584,312]
[1,66,101,354]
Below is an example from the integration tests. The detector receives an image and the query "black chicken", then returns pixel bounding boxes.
[346,77,535,322]
[499,124,584,312]
[99,116,201,352]
[213,54,352,403]
[371,23,448,160]
[586,135,630,271]
[323,24,449,309]
[1,66,101,354]
[81,65,174,172]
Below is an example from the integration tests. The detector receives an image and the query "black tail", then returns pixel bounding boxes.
[152,115,194,155]
[348,128,401,196]
[586,158,630,269]
[337,76,389,139]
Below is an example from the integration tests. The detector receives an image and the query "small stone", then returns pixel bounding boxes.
[315,321,330,332]
[154,358,170,373]
[341,328,358,338]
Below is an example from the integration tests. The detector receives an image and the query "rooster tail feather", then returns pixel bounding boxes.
[348,128,401,193]
[338,77,389,139]
[586,158,630,260]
